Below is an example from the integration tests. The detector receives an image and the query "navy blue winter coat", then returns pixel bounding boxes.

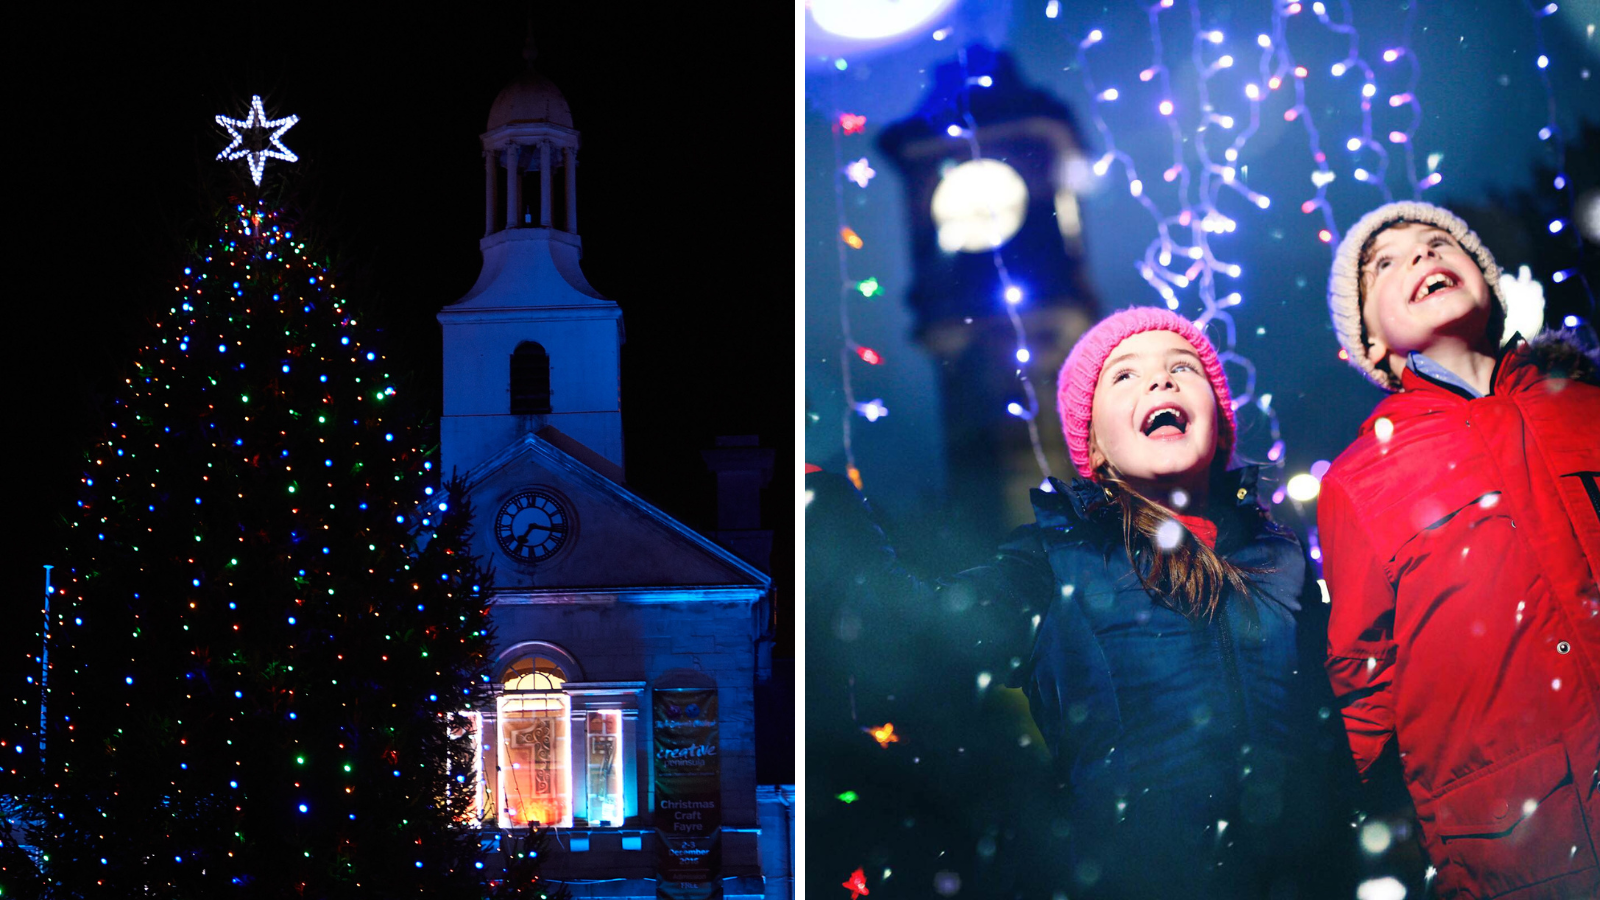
[1016,468,1350,898]
[805,466,1355,899]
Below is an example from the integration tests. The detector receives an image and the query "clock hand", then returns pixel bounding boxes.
[514,521,564,544]
[514,521,538,545]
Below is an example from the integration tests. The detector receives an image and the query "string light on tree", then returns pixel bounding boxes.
[34,114,496,892]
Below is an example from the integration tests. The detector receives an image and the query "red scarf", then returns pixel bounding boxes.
[1175,514,1217,550]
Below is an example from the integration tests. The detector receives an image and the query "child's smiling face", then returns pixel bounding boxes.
[1360,222,1492,373]
[1089,330,1218,499]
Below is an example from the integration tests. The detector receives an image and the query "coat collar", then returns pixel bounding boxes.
[1396,332,1525,401]
[1033,465,1265,534]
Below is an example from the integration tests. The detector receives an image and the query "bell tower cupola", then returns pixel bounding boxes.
[438,27,625,480]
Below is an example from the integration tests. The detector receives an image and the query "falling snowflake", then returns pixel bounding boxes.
[1155,519,1184,550]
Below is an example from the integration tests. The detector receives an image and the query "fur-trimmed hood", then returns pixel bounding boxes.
[1525,328,1600,386]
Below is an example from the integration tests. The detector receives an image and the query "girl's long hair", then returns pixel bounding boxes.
[1093,459,1258,621]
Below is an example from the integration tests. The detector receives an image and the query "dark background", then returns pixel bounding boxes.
[9,5,793,780]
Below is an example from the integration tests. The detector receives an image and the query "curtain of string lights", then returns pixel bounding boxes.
[815,0,1592,504]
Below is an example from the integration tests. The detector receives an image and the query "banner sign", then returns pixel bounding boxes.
[657,832,722,888]
[654,687,720,897]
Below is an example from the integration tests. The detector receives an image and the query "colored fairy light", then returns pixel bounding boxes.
[215,95,299,186]
[845,157,876,188]
[856,277,883,297]
[1537,55,1549,69]
[1015,348,1030,363]
[1004,285,1024,305]
[1245,83,1260,100]
[1158,100,1174,116]
[1361,83,1376,98]
[1345,137,1362,152]
[1383,49,1400,62]
[946,124,963,137]
[1330,62,1346,77]
[855,346,883,365]
[854,399,888,422]
[1257,34,1271,48]
[867,723,899,747]
[840,227,864,249]
[1388,131,1408,143]
[1045,0,1058,18]
[843,868,871,900]
[1548,220,1564,234]
[839,113,867,134]
[1099,88,1119,101]
[1007,402,1026,417]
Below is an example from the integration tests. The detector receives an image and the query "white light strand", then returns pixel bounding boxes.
[1521,0,1596,320]
[951,44,1055,483]
[215,95,300,186]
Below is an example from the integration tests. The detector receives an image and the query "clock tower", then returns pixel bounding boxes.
[436,36,772,899]
[437,37,623,481]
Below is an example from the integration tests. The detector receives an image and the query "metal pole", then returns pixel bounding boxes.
[42,564,52,771]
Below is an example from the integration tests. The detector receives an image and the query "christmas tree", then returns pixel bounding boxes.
[36,162,499,896]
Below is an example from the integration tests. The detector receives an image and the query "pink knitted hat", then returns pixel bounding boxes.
[1057,307,1236,479]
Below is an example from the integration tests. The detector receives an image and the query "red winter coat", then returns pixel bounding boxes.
[1319,338,1600,900]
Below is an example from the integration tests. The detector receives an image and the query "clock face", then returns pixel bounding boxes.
[930,158,1029,253]
[495,489,573,564]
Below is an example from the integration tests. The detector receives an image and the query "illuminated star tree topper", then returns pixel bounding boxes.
[215,94,300,185]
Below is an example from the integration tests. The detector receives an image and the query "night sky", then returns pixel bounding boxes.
[10,6,793,759]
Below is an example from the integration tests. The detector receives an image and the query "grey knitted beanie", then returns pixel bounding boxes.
[1327,201,1506,390]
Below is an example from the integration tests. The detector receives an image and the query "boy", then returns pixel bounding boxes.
[1318,201,1599,899]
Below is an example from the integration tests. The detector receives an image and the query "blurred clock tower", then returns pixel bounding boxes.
[879,46,1098,540]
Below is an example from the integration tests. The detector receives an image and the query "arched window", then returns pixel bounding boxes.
[510,342,552,415]
[498,653,572,828]
[474,642,642,832]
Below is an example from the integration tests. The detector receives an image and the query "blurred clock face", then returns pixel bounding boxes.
[931,158,1030,253]
[495,489,572,563]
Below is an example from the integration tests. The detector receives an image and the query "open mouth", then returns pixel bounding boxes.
[1411,269,1460,304]
[1141,405,1189,438]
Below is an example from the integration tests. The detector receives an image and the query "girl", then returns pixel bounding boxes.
[808,308,1351,899]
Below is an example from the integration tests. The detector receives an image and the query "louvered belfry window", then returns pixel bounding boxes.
[510,342,552,415]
